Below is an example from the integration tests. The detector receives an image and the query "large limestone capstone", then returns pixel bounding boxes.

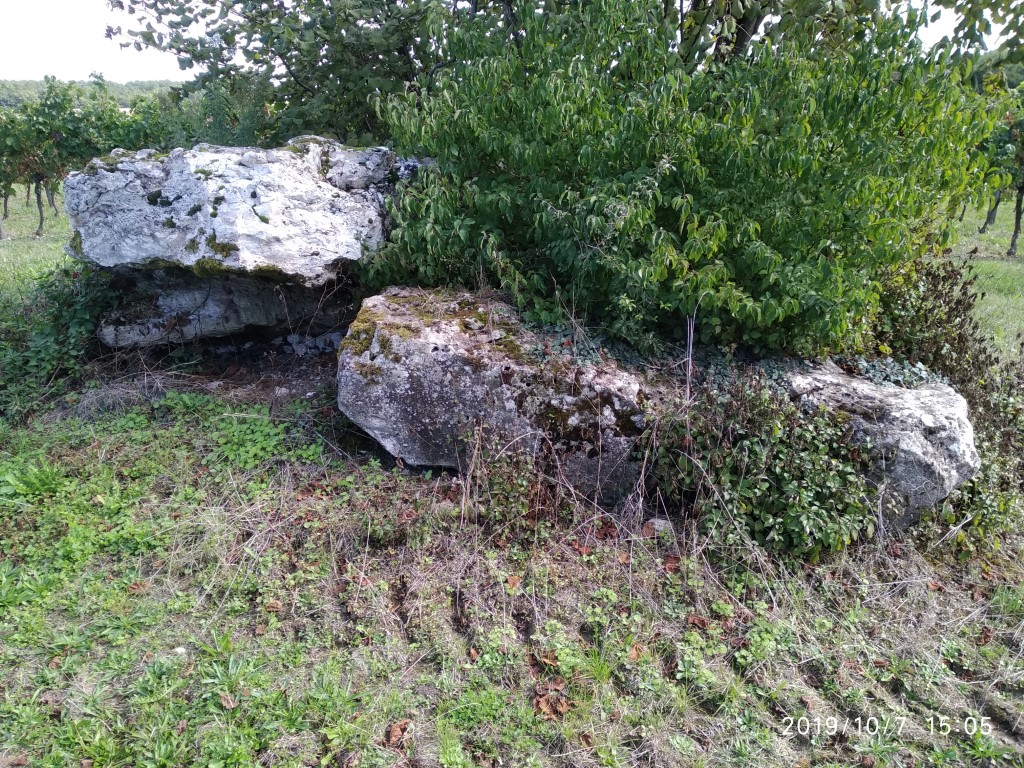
[65,137,403,287]
[336,288,647,500]
[786,364,981,530]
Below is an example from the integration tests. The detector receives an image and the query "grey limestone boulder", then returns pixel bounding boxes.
[65,137,398,287]
[786,364,981,530]
[336,288,648,501]
[96,269,349,348]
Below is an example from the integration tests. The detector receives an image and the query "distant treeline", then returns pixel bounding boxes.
[0,80,178,108]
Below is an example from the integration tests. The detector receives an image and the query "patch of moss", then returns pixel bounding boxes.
[491,335,525,361]
[68,231,84,257]
[194,168,213,178]
[140,257,184,270]
[249,264,292,284]
[193,258,232,277]
[184,238,200,254]
[187,204,202,217]
[340,309,382,356]
[352,360,383,384]
[205,233,239,258]
[162,217,176,229]
[146,190,163,206]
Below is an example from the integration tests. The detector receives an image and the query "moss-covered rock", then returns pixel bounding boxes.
[337,287,647,501]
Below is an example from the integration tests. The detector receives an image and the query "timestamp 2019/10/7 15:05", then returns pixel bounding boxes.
[781,715,996,738]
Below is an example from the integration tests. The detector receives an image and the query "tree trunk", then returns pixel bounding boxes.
[34,179,45,238]
[25,183,31,207]
[1009,185,1024,258]
[45,180,58,214]
[979,189,1002,234]
[958,201,967,222]
[2,192,8,220]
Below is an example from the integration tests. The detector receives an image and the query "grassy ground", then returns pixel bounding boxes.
[1,190,1023,767]
[951,204,1024,359]
[0,190,69,304]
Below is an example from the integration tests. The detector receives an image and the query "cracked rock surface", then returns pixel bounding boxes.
[65,137,400,287]
[786,362,981,530]
[336,287,648,502]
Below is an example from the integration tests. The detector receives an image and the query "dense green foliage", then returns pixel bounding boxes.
[0,79,176,108]
[875,255,1024,552]
[373,2,994,353]
[158,74,282,149]
[653,376,875,559]
[108,0,429,144]
[0,263,117,417]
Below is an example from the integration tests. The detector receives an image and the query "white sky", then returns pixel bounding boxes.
[0,0,1007,84]
[0,0,190,82]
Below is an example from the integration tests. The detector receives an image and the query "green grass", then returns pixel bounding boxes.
[952,203,1024,358]
[1,391,1023,767]
[1,185,1023,766]
[0,186,70,301]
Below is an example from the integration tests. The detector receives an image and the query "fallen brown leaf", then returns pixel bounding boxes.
[127,580,150,594]
[978,626,993,647]
[386,719,412,748]
[617,551,631,565]
[265,599,284,613]
[219,692,238,710]
[506,575,522,591]
[175,720,188,735]
[571,540,593,557]
[663,555,681,574]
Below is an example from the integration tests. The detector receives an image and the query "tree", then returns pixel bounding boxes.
[107,0,431,144]
[0,78,174,236]
[109,0,1024,145]
[372,1,996,353]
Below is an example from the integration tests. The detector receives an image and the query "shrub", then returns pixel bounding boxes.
[374,1,994,354]
[651,374,875,559]
[874,255,1024,549]
[0,262,116,417]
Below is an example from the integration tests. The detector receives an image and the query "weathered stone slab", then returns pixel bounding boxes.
[336,287,647,501]
[97,269,350,348]
[65,137,401,286]
[786,364,981,530]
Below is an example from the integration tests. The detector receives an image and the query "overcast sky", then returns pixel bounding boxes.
[0,0,1005,84]
[0,0,190,82]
